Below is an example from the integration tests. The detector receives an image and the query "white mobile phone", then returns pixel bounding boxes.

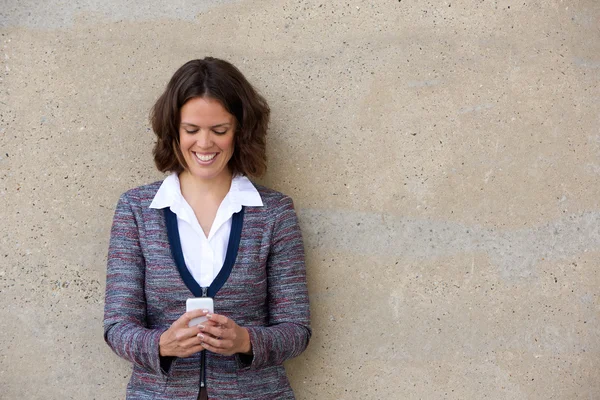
[186,297,214,327]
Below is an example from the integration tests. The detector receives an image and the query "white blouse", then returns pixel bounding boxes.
[149,173,263,288]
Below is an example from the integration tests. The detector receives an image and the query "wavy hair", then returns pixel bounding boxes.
[150,57,270,177]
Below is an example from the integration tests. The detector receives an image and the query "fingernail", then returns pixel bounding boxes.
[206,313,212,319]
[202,309,209,313]
[197,325,205,330]
[198,334,204,339]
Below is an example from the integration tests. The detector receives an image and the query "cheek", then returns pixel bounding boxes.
[221,136,235,154]
[178,131,187,150]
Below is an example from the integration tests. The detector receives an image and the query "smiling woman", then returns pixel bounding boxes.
[151,58,269,178]
[103,58,311,400]
[178,97,235,181]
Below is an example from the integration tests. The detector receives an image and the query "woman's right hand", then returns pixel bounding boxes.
[159,309,209,357]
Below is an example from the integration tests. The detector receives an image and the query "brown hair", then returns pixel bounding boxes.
[150,57,270,177]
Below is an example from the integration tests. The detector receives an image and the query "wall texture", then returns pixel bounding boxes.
[1,0,599,398]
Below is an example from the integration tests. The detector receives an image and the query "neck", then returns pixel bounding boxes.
[178,169,233,203]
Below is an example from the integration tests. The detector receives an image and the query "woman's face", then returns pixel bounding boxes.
[178,96,235,182]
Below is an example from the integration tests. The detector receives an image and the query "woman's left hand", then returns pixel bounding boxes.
[197,313,252,356]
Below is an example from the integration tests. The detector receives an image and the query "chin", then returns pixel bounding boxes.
[190,167,227,181]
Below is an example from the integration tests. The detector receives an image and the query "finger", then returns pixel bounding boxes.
[206,312,230,327]
[200,324,229,340]
[198,319,220,329]
[199,340,222,354]
[180,334,203,349]
[175,309,210,329]
[182,343,205,357]
[198,332,232,350]
[173,325,204,342]
[200,338,233,355]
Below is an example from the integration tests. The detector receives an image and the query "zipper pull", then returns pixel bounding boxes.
[201,286,208,297]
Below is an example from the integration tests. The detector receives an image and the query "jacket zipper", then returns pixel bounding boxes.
[200,286,208,390]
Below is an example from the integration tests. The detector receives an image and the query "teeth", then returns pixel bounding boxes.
[194,152,216,162]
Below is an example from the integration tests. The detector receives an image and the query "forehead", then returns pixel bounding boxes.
[180,97,234,125]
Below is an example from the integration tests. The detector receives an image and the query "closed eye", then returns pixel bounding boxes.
[181,124,230,135]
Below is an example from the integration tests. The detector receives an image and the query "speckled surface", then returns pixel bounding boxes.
[1,0,599,398]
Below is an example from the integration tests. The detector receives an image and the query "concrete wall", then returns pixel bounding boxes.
[1,0,599,398]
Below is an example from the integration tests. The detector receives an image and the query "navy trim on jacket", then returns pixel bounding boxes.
[163,207,245,298]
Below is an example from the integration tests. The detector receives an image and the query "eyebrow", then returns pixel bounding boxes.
[180,122,231,129]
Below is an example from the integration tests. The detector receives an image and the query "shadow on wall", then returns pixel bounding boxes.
[298,208,600,279]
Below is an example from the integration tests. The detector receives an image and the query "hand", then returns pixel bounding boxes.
[159,309,207,357]
[197,313,252,357]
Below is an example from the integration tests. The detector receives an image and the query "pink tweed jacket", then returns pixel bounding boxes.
[103,181,311,399]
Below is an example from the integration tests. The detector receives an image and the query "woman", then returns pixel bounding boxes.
[103,58,311,400]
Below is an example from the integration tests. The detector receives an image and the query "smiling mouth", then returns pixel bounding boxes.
[194,152,217,162]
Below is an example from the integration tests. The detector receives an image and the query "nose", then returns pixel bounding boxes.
[196,129,213,149]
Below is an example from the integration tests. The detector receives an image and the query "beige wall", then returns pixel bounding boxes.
[1,0,599,398]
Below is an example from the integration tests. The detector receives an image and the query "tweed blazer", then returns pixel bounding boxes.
[103,180,311,400]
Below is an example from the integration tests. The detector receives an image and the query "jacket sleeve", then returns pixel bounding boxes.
[238,195,312,370]
[103,192,170,376]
